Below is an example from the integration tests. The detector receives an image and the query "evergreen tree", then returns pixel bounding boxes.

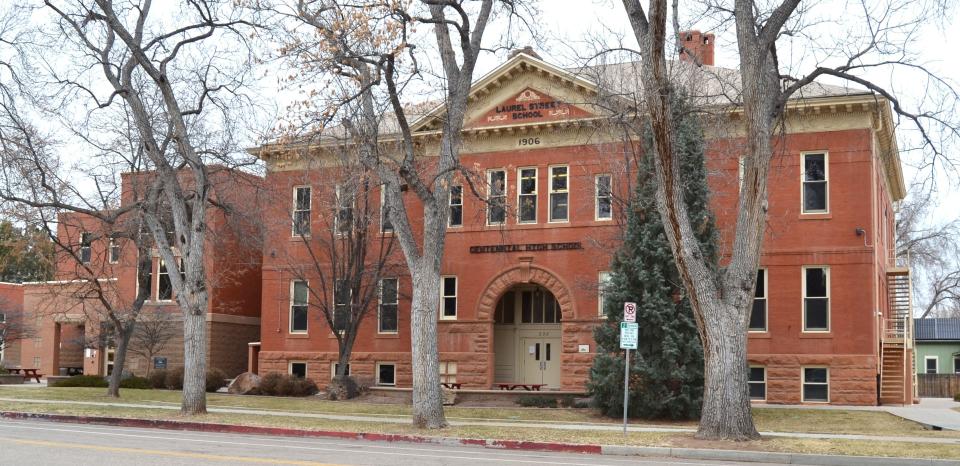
[588,95,717,420]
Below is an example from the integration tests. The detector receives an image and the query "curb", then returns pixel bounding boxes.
[2,411,958,466]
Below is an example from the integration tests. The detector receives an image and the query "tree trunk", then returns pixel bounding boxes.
[106,323,134,398]
[696,301,758,439]
[181,303,207,415]
[409,263,446,428]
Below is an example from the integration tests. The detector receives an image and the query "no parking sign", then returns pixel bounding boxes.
[623,302,637,323]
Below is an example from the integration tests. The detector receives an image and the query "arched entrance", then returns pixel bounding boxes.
[493,284,562,388]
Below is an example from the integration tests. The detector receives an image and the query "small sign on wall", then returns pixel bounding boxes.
[578,344,590,353]
[153,357,168,369]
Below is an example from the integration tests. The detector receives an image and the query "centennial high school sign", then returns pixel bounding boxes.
[469,242,583,254]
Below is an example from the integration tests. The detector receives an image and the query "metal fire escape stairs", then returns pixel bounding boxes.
[880,267,914,405]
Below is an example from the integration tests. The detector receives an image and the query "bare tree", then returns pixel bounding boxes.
[128,309,178,376]
[896,188,960,318]
[267,0,530,428]
[0,299,36,359]
[616,0,959,439]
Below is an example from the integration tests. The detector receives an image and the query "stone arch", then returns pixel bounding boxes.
[476,263,576,322]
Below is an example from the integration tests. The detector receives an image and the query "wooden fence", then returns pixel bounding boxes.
[917,374,960,398]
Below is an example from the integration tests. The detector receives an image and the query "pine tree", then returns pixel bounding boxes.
[588,95,717,420]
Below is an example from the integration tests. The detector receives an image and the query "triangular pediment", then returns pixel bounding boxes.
[410,53,612,133]
[466,88,594,128]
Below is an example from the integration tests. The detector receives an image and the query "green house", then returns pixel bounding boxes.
[914,318,960,374]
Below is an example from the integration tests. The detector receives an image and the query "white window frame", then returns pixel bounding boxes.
[330,362,351,379]
[748,366,767,401]
[108,236,121,264]
[517,166,538,224]
[548,165,569,223]
[380,189,394,234]
[292,185,312,237]
[156,258,173,302]
[288,361,308,379]
[289,280,309,334]
[376,362,396,386]
[954,356,960,374]
[800,151,829,214]
[486,169,507,226]
[79,232,92,264]
[598,271,611,317]
[439,361,457,384]
[333,279,351,333]
[440,275,457,320]
[448,185,463,228]
[378,277,399,334]
[595,174,612,221]
[738,155,746,192]
[801,366,830,403]
[802,266,830,333]
[334,185,354,236]
[925,355,939,374]
[749,269,768,332]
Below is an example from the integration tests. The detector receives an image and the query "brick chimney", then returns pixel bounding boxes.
[678,30,715,66]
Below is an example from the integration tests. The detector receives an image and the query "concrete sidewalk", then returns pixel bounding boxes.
[1,396,959,445]
[886,398,960,431]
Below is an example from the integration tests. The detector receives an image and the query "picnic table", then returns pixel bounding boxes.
[496,383,545,391]
[441,382,462,390]
[6,368,43,383]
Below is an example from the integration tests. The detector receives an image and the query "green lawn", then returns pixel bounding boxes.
[0,386,956,439]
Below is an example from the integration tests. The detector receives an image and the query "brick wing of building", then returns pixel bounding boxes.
[256,36,911,406]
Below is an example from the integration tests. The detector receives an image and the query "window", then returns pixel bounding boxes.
[333,279,350,332]
[803,267,830,332]
[598,271,612,317]
[376,362,396,386]
[595,174,612,220]
[517,167,537,223]
[487,169,506,225]
[449,186,463,227]
[802,367,829,402]
[801,152,828,213]
[379,278,398,333]
[331,363,351,378]
[749,270,767,331]
[520,288,561,324]
[954,356,960,374]
[109,236,121,263]
[289,361,307,379]
[290,280,309,333]
[335,185,354,235]
[439,361,457,384]
[925,356,939,374]
[441,276,457,319]
[157,259,173,301]
[293,186,311,236]
[33,356,41,369]
[549,166,569,222]
[494,291,515,324]
[80,232,92,264]
[380,189,394,233]
[738,156,745,191]
[748,366,766,401]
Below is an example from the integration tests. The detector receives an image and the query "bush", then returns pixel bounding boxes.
[164,367,185,390]
[206,368,228,393]
[119,376,152,390]
[954,392,959,402]
[148,369,168,389]
[252,373,318,397]
[516,395,558,408]
[51,375,108,388]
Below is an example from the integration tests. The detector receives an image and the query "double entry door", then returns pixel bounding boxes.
[520,336,561,387]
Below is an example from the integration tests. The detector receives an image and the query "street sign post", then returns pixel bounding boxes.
[619,320,639,435]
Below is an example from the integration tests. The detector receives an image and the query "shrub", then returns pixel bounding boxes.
[206,368,228,393]
[148,369,168,389]
[119,376,152,390]
[252,373,318,397]
[326,375,359,400]
[164,367,185,390]
[954,392,959,402]
[516,395,558,408]
[51,375,108,388]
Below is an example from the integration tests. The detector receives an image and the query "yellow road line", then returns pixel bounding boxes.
[0,437,346,465]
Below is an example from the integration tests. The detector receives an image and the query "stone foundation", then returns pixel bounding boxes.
[750,353,878,406]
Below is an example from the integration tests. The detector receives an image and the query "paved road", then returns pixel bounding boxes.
[0,418,779,465]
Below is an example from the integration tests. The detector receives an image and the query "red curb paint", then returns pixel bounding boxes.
[0,411,600,455]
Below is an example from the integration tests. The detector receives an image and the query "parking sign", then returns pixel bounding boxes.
[623,302,637,323]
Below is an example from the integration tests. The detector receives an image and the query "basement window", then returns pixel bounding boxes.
[748,366,766,401]
[376,363,396,386]
[802,367,829,402]
[289,361,307,379]
[440,361,457,384]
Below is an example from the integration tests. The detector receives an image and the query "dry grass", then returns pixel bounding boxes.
[0,400,958,461]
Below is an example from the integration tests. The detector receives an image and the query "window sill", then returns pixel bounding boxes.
[799,332,832,338]
[286,333,310,339]
[439,317,458,322]
[748,332,772,339]
[798,213,832,220]
[376,332,400,339]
